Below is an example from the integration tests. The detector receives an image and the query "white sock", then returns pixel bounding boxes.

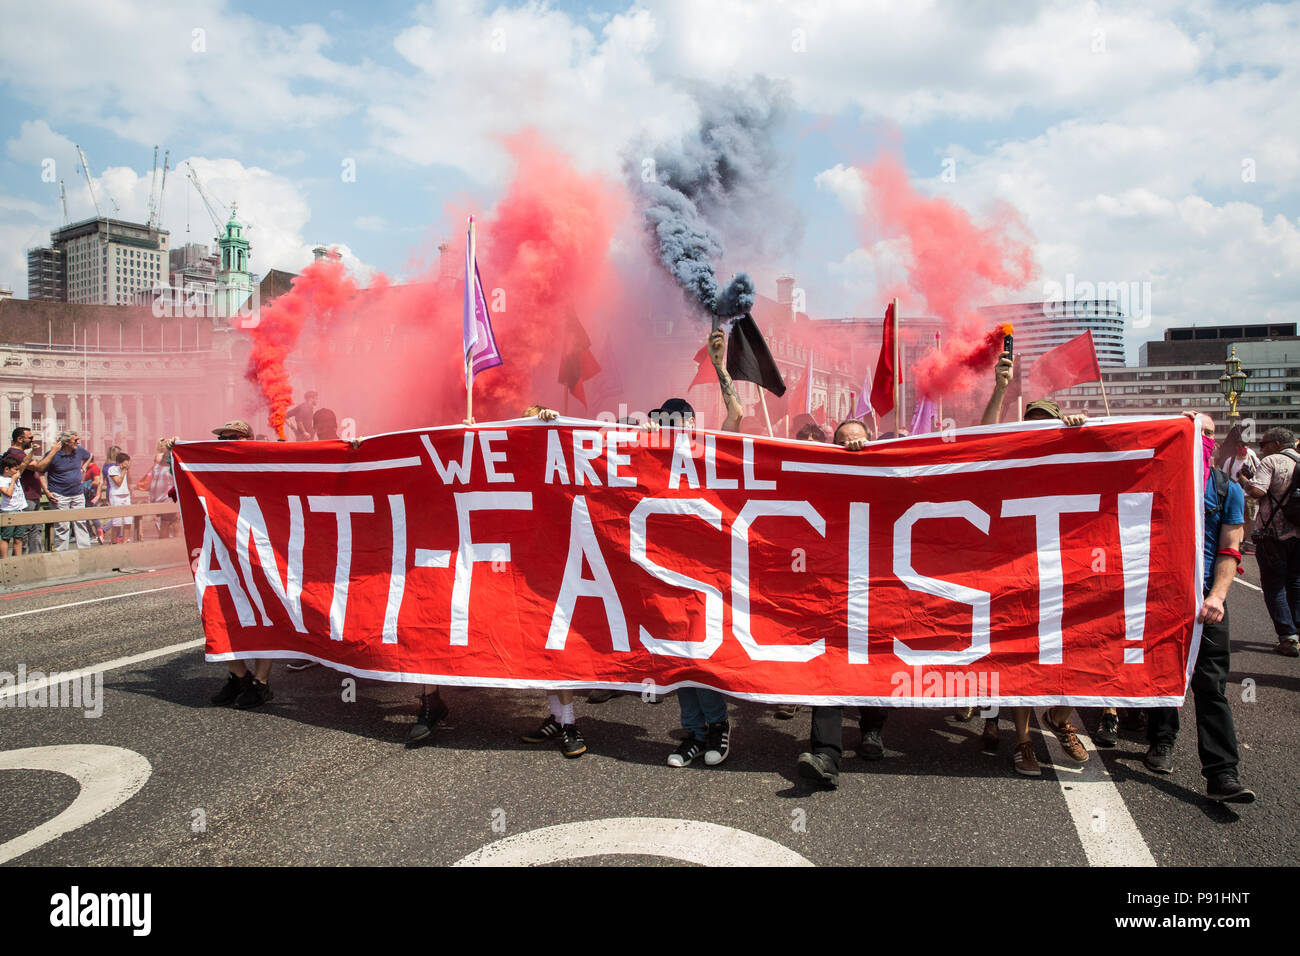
[560,702,576,725]
[548,694,563,721]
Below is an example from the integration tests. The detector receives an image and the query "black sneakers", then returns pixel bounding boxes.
[796,752,839,789]
[559,724,587,758]
[233,678,273,710]
[211,672,251,706]
[859,727,885,761]
[1094,712,1120,748]
[521,716,563,743]
[704,720,731,766]
[667,737,704,767]
[1207,774,1256,804]
[406,692,449,747]
[1144,742,1174,774]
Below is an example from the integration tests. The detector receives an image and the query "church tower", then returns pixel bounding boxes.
[215,203,253,325]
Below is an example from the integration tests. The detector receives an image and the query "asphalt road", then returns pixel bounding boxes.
[1,559,1296,868]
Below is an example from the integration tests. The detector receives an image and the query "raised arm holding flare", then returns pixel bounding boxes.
[708,329,744,433]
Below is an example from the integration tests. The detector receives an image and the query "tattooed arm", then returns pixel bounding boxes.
[708,329,744,433]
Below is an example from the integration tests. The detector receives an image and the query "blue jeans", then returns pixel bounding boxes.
[1256,535,1300,638]
[677,688,727,739]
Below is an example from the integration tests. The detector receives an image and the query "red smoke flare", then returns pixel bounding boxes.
[244,256,359,437]
[242,130,657,437]
[855,154,1036,402]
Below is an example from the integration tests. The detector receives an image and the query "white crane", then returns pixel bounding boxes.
[183,161,231,246]
[75,144,101,219]
[146,147,171,231]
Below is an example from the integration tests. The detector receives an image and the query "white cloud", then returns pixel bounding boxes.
[0,1,363,146]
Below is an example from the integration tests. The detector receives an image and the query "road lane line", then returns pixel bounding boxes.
[1037,709,1156,867]
[0,583,191,620]
[0,639,203,702]
[1233,578,1262,592]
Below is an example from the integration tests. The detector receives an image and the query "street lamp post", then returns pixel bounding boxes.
[1218,346,1249,422]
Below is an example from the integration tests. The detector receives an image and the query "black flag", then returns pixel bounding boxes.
[726,313,786,397]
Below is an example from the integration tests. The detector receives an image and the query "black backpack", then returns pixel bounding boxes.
[1267,449,1300,528]
[1205,467,1230,525]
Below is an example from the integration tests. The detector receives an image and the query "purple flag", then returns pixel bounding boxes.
[910,395,937,435]
[463,217,503,390]
[855,369,878,433]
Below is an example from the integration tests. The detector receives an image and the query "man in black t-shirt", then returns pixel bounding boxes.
[287,392,318,440]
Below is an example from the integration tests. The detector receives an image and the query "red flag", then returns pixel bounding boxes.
[1028,330,1101,398]
[781,349,814,424]
[688,346,714,390]
[558,308,601,406]
[869,302,897,418]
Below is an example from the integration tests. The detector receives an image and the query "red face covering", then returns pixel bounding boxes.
[1203,434,1215,476]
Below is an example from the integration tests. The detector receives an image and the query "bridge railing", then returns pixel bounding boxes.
[0,502,190,588]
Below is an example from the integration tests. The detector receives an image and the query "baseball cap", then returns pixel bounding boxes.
[1023,400,1063,421]
[212,420,253,438]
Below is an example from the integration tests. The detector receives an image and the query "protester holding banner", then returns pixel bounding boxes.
[1145,413,1255,803]
[980,357,1090,775]
[797,418,875,789]
[205,419,278,710]
[517,404,589,758]
[665,375,735,769]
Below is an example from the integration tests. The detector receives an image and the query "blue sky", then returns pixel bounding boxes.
[2,0,1296,358]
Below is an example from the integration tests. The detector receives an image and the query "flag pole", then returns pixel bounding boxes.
[893,298,902,434]
[934,329,942,428]
[466,217,476,423]
[1097,375,1112,416]
[758,388,774,438]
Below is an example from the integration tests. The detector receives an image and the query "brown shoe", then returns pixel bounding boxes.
[981,718,1000,754]
[1013,740,1041,777]
[1043,712,1090,763]
[774,703,800,719]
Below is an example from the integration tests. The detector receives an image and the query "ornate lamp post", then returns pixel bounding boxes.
[1218,346,1249,421]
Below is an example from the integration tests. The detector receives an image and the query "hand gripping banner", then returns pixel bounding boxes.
[172,416,1203,706]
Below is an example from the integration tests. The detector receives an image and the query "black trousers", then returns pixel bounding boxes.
[809,706,889,768]
[1147,607,1239,780]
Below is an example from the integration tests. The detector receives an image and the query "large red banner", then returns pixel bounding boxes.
[172,416,1204,706]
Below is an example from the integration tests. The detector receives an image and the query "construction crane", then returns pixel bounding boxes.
[183,161,231,246]
[75,144,102,219]
[146,146,171,231]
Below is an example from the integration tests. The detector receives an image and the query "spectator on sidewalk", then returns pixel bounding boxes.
[1243,427,1300,657]
[29,430,92,551]
[105,453,134,543]
[7,427,46,554]
[1,455,28,558]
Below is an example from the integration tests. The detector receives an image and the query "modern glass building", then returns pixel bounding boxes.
[979,300,1128,368]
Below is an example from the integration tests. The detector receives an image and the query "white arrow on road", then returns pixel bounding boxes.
[455,816,814,867]
[0,745,152,864]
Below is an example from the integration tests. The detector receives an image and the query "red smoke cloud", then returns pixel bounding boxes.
[855,154,1036,401]
[245,256,359,437]
[242,130,670,437]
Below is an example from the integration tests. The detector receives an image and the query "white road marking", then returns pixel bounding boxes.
[0,639,204,702]
[0,583,191,620]
[454,817,814,867]
[0,745,152,864]
[1037,709,1156,867]
[1233,578,1262,592]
